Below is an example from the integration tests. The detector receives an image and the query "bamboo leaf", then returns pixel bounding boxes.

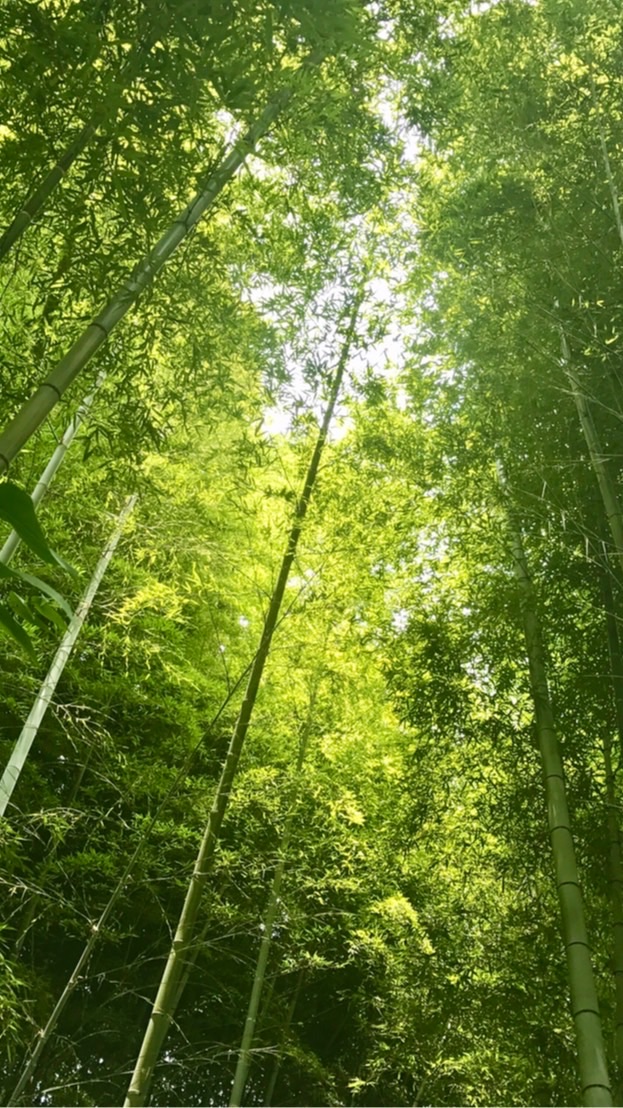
[0,560,73,620]
[32,597,69,635]
[7,590,36,626]
[0,481,75,574]
[0,602,35,658]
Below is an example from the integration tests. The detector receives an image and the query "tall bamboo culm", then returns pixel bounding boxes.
[0,52,322,476]
[123,295,362,1108]
[498,465,612,1106]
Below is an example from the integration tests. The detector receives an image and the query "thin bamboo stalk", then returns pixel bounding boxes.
[230,677,320,1106]
[123,295,362,1108]
[263,969,305,1107]
[13,740,97,958]
[0,52,322,476]
[561,331,623,576]
[0,493,136,818]
[5,659,255,1107]
[499,467,612,1106]
[0,373,105,566]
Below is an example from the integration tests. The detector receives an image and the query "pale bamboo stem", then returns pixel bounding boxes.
[589,74,623,250]
[561,332,623,576]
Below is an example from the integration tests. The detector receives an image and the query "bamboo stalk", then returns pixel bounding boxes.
[123,295,362,1108]
[498,465,612,1106]
[0,373,105,566]
[263,969,305,1107]
[600,547,623,760]
[0,493,136,818]
[230,677,320,1106]
[0,53,322,476]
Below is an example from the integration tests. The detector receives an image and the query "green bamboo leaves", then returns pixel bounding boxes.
[0,480,75,655]
[0,51,323,478]
[0,482,69,571]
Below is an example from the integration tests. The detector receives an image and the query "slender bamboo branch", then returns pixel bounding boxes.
[498,465,612,1107]
[0,494,137,818]
[0,373,105,566]
[123,295,362,1108]
[0,52,323,476]
[600,545,623,762]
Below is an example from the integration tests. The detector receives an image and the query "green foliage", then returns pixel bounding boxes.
[3,1,623,1106]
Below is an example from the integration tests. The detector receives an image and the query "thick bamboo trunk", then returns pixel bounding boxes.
[0,374,104,566]
[230,678,320,1106]
[0,493,136,818]
[0,53,321,476]
[561,332,623,574]
[123,297,361,1108]
[500,475,611,1106]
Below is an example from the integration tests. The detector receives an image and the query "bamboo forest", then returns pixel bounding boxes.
[5,2,623,1106]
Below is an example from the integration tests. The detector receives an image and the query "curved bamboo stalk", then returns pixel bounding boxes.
[498,465,612,1106]
[0,52,322,476]
[0,493,137,818]
[589,72,623,251]
[123,295,362,1108]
